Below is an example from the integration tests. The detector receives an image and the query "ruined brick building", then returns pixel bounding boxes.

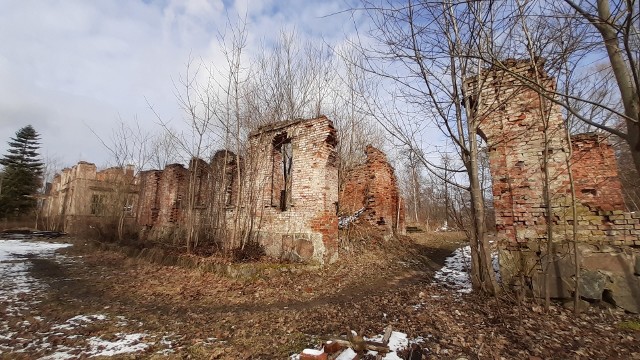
[136,164,189,235]
[43,116,405,264]
[240,117,340,263]
[468,59,640,311]
[135,152,239,241]
[43,161,138,235]
[340,145,406,238]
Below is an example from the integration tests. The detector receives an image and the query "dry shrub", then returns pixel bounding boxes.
[0,216,36,231]
[232,240,266,262]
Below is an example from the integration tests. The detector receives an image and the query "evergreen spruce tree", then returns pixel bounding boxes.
[0,125,44,217]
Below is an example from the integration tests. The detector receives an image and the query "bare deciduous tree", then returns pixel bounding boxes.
[355,0,499,294]
[562,0,640,173]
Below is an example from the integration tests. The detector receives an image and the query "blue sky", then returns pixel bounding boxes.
[0,0,364,168]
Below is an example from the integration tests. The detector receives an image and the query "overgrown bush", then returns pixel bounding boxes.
[232,240,265,262]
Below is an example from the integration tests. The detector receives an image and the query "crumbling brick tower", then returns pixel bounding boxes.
[468,59,640,297]
[469,59,576,248]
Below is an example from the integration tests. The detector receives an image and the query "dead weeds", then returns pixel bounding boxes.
[3,232,640,359]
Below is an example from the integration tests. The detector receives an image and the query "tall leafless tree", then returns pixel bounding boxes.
[355,0,499,294]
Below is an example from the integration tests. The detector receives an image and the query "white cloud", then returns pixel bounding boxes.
[0,0,361,168]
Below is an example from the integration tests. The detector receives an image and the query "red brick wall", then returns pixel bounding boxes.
[570,133,625,211]
[137,154,240,241]
[159,164,188,225]
[470,60,631,244]
[136,164,188,229]
[136,170,162,227]
[340,145,405,235]
[468,60,639,284]
[241,116,339,263]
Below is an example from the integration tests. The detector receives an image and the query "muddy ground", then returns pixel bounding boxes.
[2,232,640,359]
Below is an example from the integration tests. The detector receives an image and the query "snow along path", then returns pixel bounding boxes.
[0,239,72,317]
[292,331,425,360]
[0,239,174,358]
[433,245,500,293]
[0,239,72,355]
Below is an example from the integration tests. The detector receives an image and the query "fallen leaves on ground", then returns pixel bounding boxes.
[1,232,639,359]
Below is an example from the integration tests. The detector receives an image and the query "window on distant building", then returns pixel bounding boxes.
[90,194,105,215]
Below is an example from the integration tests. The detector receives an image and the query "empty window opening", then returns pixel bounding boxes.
[123,195,134,216]
[272,133,293,211]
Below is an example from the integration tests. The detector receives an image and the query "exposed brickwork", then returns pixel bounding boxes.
[132,117,341,262]
[570,133,625,211]
[340,145,405,236]
[468,60,640,300]
[136,170,162,227]
[44,116,403,264]
[136,154,239,242]
[210,150,239,208]
[136,164,189,229]
[468,60,637,247]
[469,60,571,247]
[240,116,340,263]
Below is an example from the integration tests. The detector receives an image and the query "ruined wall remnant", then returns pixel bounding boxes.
[45,116,405,265]
[469,59,572,245]
[340,145,405,237]
[469,59,640,311]
[136,164,188,226]
[570,133,625,211]
[240,116,339,263]
[43,161,138,234]
[134,117,341,263]
[470,59,638,246]
[136,170,162,227]
[210,150,240,209]
[136,152,240,243]
[136,163,190,243]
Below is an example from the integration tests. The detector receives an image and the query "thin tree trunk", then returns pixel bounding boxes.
[565,125,581,314]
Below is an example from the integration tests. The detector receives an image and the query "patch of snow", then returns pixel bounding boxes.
[338,207,366,229]
[86,333,149,357]
[38,330,165,359]
[433,245,500,293]
[307,331,421,360]
[156,348,175,355]
[0,240,173,359]
[435,220,449,232]
[39,346,77,360]
[160,335,173,346]
[302,348,324,355]
[335,348,357,360]
[0,240,72,353]
[387,331,409,352]
[365,331,409,359]
[52,314,108,330]
[0,239,71,262]
[0,240,71,306]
